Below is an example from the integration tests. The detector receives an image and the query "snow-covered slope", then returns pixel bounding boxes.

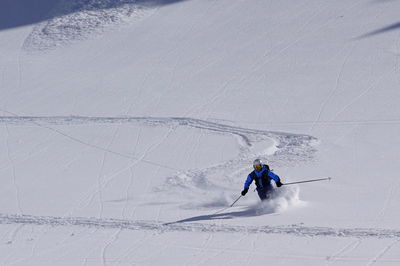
[1,0,400,265]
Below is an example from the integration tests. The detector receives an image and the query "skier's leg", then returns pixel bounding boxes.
[256,187,267,201]
[265,186,274,200]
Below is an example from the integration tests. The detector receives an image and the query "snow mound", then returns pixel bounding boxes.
[23,0,155,51]
[249,185,302,215]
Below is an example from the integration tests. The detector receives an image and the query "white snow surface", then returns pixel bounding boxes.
[1,0,400,265]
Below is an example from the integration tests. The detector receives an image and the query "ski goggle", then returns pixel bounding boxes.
[253,164,262,171]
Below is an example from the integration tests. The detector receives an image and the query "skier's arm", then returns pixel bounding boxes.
[241,175,253,196]
[268,171,283,187]
[244,174,253,190]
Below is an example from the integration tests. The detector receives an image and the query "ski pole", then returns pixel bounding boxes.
[229,195,242,207]
[283,177,332,186]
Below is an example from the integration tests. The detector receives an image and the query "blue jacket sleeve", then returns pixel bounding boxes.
[268,171,281,183]
[244,174,253,190]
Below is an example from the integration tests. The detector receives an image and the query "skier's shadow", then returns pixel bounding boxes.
[165,205,276,225]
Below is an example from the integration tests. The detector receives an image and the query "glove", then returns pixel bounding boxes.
[276,181,283,187]
[241,189,248,196]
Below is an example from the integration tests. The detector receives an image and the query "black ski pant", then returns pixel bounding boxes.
[256,186,274,201]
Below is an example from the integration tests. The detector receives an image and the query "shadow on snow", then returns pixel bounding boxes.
[356,21,400,39]
[165,206,276,225]
[0,0,188,31]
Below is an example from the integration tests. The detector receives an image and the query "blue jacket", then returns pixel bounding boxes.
[244,165,280,190]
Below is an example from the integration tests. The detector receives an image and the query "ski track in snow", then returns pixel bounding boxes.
[0,115,317,160]
[0,115,317,194]
[4,125,23,215]
[0,113,318,215]
[0,213,399,239]
[367,239,400,266]
[326,239,362,264]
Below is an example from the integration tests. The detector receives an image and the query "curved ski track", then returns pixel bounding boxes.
[0,115,317,191]
[0,213,399,239]
[0,115,317,160]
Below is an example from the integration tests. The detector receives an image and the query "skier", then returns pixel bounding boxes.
[241,159,283,200]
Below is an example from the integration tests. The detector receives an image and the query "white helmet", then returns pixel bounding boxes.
[253,159,263,171]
